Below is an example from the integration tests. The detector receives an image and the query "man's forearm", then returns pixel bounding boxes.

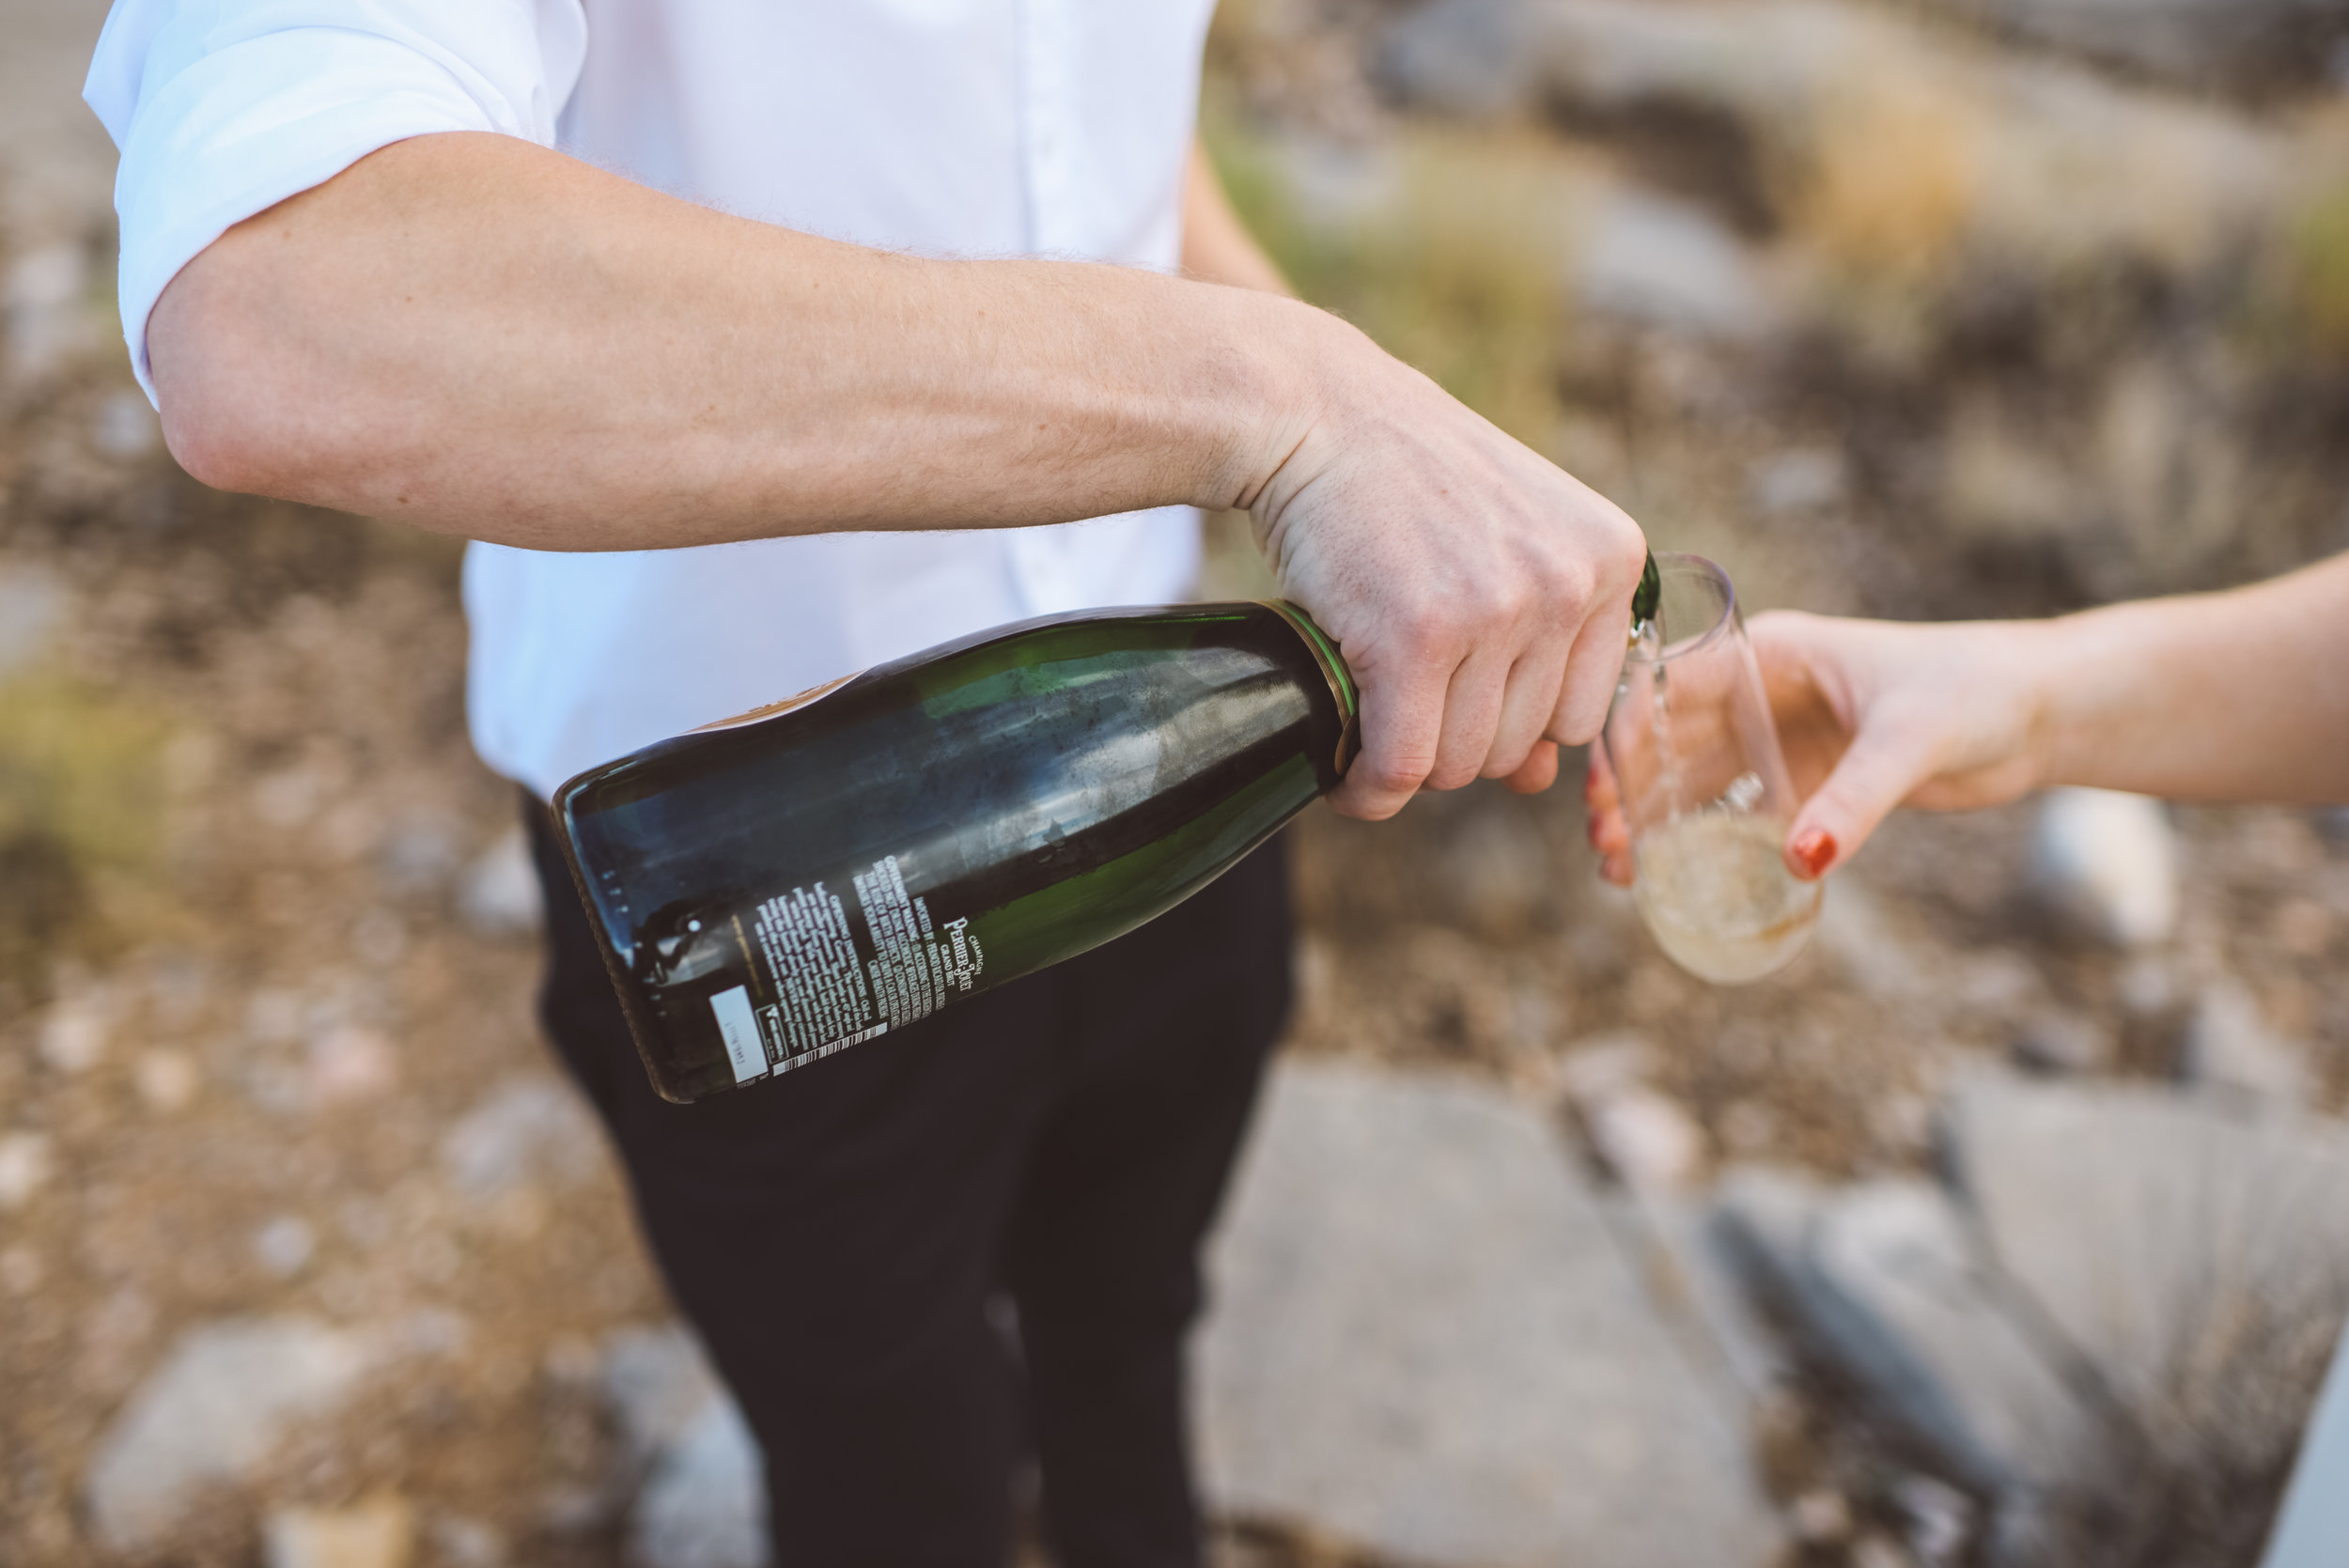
[2037,551,2349,801]
[151,132,1330,550]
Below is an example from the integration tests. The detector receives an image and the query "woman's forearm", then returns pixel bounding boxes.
[149,132,1329,551]
[2036,551,2349,801]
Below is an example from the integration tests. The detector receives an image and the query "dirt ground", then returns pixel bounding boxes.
[7,1,2349,1565]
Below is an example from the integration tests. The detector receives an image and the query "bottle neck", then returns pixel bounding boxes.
[1262,600,1361,778]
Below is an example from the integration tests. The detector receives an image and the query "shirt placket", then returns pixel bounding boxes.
[1008,0,1088,615]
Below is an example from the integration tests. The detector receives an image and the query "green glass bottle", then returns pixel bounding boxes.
[551,602,1359,1103]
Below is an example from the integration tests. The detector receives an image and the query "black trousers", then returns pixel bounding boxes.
[524,802,1292,1568]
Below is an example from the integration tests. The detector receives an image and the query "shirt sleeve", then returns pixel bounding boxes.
[85,0,587,402]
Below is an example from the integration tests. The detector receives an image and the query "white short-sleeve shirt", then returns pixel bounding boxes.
[86,0,1218,795]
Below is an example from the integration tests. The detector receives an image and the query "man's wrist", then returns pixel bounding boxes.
[1185,287,1343,517]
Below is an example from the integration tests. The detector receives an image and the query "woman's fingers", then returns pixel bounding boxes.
[1781,719,1936,879]
[1583,747,1634,885]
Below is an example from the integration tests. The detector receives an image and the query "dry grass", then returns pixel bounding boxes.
[0,669,174,1003]
[1207,110,1579,446]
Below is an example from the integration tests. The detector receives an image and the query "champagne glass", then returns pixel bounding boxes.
[1604,553,1822,984]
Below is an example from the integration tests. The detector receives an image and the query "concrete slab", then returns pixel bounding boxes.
[1197,1060,1781,1568]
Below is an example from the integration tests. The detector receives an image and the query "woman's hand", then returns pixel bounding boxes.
[1587,611,2061,886]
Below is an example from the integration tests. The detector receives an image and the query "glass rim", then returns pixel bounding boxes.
[1621,551,1736,667]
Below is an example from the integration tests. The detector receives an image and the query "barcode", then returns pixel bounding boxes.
[773,1021,890,1077]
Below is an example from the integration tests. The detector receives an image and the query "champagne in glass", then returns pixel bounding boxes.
[1605,554,1821,984]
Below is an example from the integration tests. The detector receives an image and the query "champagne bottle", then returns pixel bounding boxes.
[552,602,1359,1103]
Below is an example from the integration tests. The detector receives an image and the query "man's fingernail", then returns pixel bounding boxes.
[1791,829,1837,879]
[1586,815,1603,848]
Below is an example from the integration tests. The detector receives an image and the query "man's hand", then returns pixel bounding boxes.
[1243,324,1647,820]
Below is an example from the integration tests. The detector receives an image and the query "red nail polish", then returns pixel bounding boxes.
[1791,829,1836,879]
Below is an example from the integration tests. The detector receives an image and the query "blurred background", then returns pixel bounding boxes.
[5,1,2349,1565]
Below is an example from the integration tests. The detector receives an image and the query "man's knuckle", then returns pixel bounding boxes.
[1390,605,1455,658]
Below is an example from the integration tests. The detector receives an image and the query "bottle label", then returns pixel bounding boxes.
[710,853,984,1082]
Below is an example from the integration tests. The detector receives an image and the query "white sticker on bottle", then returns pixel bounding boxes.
[708,986,769,1083]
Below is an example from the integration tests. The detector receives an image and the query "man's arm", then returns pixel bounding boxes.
[150,132,1647,819]
[153,133,1288,549]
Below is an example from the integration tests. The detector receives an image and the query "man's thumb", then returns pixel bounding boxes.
[1782,726,1928,881]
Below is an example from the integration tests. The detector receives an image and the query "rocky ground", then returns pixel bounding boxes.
[7,1,2349,1566]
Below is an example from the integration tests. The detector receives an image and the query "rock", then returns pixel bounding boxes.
[5,241,89,380]
[1942,1075,2349,1419]
[92,389,158,460]
[1639,1193,1795,1409]
[252,763,329,830]
[603,1324,726,1460]
[1852,1536,1912,1568]
[1,1244,43,1295]
[1375,0,1548,119]
[1749,447,1847,516]
[1576,187,1777,340]
[0,1129,54,1210]
[2030,787,2179,948]
[39,996,110,1073]
[380,814,465,893]
[2262,1318,2349,1568]
[1553,1032,1654,1102]
[426,1515,506,1568]
[1437,801,1552,939]
[1790,1488,1854,1545]
[2178,981,2310,1106]
[1585,1086,1706,1193]
[263,1496,416,1568]
[308,1024,399,1109]
[1815,876,1933,998]
[1915,0,2349,94]
[2115,953,2182,1019]
[86,1316,377,1551]
[440,1076,600,1201]
[1714,1168,2092,1494]
[2012,1009,2111,1076]
[1379,0,2290,288]
[1554,1033,1705,1190]
[0,561,67,676]
[253,1216,318,1279]
[1198,1060,1781,1567]
[602,1326,768,1568]
[134,1048,201,1112]
[1891,1472,1975,1567]
[1955,950,2046,1017]
[458,827,544,936]
[628,1398,769,1568]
